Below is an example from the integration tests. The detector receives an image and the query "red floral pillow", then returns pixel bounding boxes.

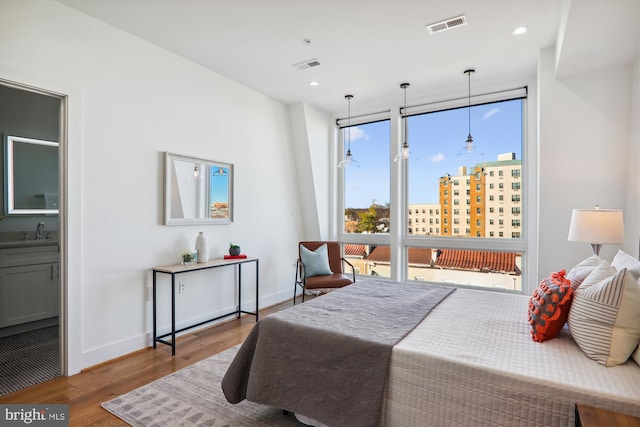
[527,270,573,342]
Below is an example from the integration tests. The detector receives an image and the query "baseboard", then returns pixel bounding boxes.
[81,287,292,369]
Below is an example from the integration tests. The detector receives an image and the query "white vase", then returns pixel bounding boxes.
[195,232,209,263]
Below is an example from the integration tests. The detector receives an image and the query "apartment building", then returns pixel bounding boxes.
[431,153,522,238]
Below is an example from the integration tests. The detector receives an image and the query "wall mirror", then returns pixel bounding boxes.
[5,135,59,215]
[164,152,233,225]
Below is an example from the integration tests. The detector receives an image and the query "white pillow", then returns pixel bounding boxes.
[568,261,640,366]
[611,250,640,280]
[566,254,602,290]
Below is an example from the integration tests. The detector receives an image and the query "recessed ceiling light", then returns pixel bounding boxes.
[512,26,528,35]
[309,81,319,87]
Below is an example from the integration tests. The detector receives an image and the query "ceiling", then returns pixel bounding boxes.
[58,0,639,115]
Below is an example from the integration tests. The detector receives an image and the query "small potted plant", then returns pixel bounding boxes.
[182,249,198,265]
[229,243,241,256]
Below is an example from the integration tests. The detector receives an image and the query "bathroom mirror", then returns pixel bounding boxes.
[164,152,234,225]
[5,135,59,215]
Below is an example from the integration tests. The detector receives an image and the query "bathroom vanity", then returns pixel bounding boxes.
[0,240,59,329]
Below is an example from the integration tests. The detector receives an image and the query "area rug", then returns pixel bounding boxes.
[0,326,61,396]
[102,345,303,426]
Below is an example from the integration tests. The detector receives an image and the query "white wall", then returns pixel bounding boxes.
[625,56,640,257]
[0,1,303,372]
[288,103,332,240]
[538,47,635,277]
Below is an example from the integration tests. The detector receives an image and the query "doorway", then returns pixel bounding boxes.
[0,82,64,395]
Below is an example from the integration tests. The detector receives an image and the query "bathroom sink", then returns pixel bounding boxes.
[0,239,58,249]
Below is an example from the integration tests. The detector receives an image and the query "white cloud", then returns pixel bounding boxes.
[483,107,501,120]
[430,153,445,163]
[348,126,370,141]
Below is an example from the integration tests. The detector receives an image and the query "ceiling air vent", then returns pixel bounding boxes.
[426,15,467,35]
[292,58,321,71]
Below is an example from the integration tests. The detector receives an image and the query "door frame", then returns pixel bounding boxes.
[0,73,79,375]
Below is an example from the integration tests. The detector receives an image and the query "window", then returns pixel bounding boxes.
[338,96,526,290]
[512,169,520,178]
[512,232,521,238]
[512,182,521,190]
[499,183,504,189]
[512,219,520,227]
[512,195,520,203]
[342,120,390,238]
[512,207,521,215]
[499,195,504,201]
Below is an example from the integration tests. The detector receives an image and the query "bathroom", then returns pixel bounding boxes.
[0,83,61,395]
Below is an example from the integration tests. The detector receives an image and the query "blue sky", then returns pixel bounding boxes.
[344,99,523,208]
[210,167,229,203]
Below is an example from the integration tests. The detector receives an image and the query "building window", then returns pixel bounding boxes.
[512,232,520,238]
[499,195,504,201]
[499,183,504,189]
[512,182,521,190]
[512,169,520,178]
[512,195,520,203]
[512,207,521,215]
[512,219,520,227]
[489,219,494,225]
[394,96,525,289]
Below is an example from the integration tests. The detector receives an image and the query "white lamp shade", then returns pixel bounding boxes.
[568,209,624,244]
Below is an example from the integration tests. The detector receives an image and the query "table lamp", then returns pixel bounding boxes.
[568,206,624,255]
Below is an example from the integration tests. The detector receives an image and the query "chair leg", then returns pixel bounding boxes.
[293,282,297,305]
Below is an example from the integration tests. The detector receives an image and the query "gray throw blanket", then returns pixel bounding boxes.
[222,279,455,427]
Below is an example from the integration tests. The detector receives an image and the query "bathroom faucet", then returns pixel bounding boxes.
[35,221,45,240]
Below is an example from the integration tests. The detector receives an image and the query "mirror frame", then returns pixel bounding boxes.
[5,135,59,215]
[164,152,234,225]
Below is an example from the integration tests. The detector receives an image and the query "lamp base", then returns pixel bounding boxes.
[591,244,602,256]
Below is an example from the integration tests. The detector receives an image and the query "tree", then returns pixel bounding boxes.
[356,203,378,233]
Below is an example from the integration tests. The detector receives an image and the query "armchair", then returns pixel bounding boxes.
[293,241,355,304]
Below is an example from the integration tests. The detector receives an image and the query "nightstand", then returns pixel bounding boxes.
[576,404,640,427]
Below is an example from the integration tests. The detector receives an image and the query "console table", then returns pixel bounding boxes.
[152,257,259,355]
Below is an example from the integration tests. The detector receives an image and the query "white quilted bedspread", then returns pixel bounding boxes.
[383,289,640,426]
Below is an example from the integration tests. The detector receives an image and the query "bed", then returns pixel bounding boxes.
[222,271,640,426]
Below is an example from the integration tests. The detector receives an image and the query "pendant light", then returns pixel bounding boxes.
[459,69,482,156]
[338,94,356,168]
[394,82,411,162]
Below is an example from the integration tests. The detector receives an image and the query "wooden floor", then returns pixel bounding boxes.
[0,298,297,426]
